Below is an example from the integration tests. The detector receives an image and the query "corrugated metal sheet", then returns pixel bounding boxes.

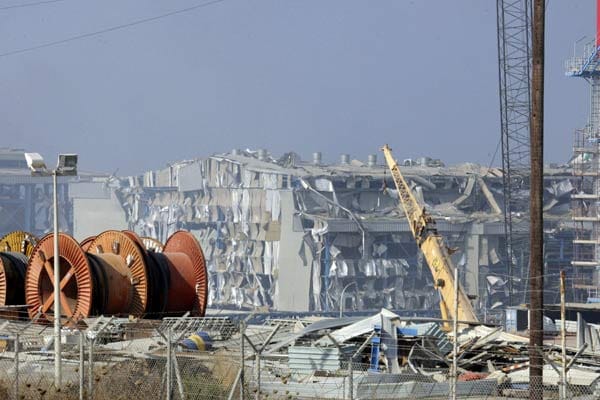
[288,346,345,374]
[508,364,600,386]
[554,319,578,333]
[397,323,452,355]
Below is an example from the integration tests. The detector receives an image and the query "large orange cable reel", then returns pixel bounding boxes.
[25,233,93,323]
[24,229,208,324]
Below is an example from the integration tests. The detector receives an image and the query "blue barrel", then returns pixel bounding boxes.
[181,331,212,351]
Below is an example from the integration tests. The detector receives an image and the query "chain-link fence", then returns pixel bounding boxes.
[0,316,598,400]
[244,358,600,400]
[0,316,242,400]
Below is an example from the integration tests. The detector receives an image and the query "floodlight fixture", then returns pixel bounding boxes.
[56,154,78,176]
[24,152,48,175]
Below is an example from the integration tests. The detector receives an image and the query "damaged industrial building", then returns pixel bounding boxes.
[0,147,576,315]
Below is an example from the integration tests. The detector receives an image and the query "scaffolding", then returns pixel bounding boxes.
[568,39,600,302]
[571,128,600,300]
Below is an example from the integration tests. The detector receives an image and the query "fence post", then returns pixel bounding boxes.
[255,351,261,400]
[560,270,567,400]
[79,331,84,400]
[85,317,115,400]
[88,338,94,399]
[451,266,459,400]
[240,321,245,400]
[348,356,353,400]
[172,348,185,400]
[14,332,19,400]
[166,327,173,400]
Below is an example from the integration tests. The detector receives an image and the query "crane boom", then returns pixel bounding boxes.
[381,144,479,323]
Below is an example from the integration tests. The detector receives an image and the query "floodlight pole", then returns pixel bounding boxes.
[53,169,61,388]
[24,152,75,389]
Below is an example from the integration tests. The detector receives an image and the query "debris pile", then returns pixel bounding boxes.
[247,309,600,398]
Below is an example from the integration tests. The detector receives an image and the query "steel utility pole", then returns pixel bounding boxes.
[52,169,61,389]
[560,270,567,400]
[529,0,545,399]
[451,267,459,400]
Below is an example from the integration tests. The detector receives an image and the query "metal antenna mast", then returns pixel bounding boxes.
[496,0,532,305]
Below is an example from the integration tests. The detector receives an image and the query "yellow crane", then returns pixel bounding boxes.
[381,144,479,323]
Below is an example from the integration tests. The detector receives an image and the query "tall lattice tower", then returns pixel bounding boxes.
[567,1,600,301]
[496,0,532,305]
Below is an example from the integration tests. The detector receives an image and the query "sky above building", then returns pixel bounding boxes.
[0,0,594,174]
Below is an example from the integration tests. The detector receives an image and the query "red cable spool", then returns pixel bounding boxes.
[161,231,208,316]
[121,230,207,317]
[120,230,169,315]
[24,230,208,323]
[80,236,96,252]
[122,230,146,249]
[25,233,134,323]
[25,233,93,323]
[87,230,148,316]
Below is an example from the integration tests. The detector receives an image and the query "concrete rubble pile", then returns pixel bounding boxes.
[70,149,575,313]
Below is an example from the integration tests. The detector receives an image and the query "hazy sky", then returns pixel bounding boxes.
[0,1,594,175]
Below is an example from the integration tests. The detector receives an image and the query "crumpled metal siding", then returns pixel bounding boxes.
[102,150,575,313]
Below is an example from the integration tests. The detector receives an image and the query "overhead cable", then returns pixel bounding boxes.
[0,0,67,11]
[0,0,225,58]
